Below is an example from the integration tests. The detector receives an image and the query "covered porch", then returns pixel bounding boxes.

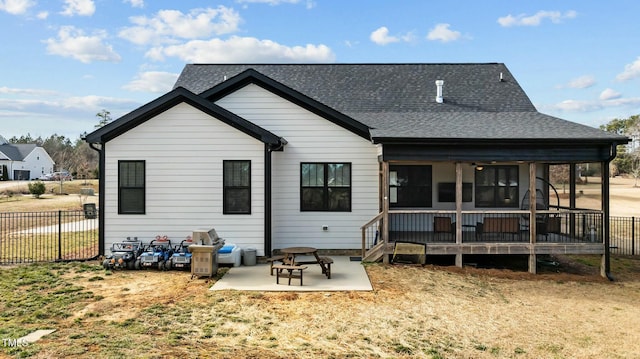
[361,138,617,276]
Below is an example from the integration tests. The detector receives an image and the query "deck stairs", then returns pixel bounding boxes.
[362,242,385,262]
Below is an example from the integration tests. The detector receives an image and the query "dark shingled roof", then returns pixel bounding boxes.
[174,63,627,144]
[0,143,37,161]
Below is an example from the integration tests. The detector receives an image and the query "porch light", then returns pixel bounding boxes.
[475,165,483,171]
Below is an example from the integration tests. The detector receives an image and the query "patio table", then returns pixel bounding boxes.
[280,247,330,278]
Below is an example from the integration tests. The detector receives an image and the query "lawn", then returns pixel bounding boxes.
[0,256,638,358]
[0,180,98,212]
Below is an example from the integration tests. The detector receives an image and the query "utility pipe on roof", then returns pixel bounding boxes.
[435,80,444,103]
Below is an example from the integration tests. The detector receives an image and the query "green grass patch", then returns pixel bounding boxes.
[0,262,99,357]
[0,229,98,264]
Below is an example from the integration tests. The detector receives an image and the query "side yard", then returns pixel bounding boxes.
[0,255,638,358]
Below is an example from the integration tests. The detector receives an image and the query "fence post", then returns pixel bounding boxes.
[633,217,636,256]
[58,210,62,261]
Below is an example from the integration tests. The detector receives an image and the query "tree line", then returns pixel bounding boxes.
[7,110,112,179]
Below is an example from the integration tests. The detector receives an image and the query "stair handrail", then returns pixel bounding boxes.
[361,212,384,257]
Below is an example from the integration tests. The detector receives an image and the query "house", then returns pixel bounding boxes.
[84,63,629,276]
[0,135,55,180]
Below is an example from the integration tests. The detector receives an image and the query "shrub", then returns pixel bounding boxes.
[28,181,46,198]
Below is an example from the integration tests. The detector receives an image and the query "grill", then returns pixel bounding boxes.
[189,228,225,278]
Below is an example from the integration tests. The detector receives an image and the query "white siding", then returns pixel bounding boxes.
[9,147,54,180]
[216,84,380,250]
[103,103,266,255]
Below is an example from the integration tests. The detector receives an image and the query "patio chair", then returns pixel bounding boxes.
[433,216,454,241]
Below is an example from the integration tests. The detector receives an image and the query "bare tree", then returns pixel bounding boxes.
[549,164,570,194]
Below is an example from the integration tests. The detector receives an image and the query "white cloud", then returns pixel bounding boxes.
[236,0,300,4]
[145,36,335,63]
[62,95,137,110]
[600,88,622,101]
[0,90,140,139]
[0,0,35,15]
[0,94,136,117]
[370,27,415,45]
[235,0,316,9]
[616,57,640,81]
[562,75,596,89]
[0,86,59,96]
[498,10,577,27]
[36,11,48,19]
[122,71,178,93]
[553,96,640,112]
[370,27,398,45]
[44,26,121,63]
[344,40,358,48]
[118,7,241,46]
[60,0,95,17]
[426,23,461,43]
[554,99,598,112]
[124,0,143,8]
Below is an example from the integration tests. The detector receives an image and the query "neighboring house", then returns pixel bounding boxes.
[0,135,55,180]
[85,63,629,276]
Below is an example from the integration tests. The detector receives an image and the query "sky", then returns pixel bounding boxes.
[1,0,640,140]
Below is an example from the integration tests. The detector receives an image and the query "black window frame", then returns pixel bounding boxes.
[223,160,251,215]
[300,162,352,212]
[438,182,473,203]
[389,165,433,208]
[118,160,145,215]
[474,165,519,208]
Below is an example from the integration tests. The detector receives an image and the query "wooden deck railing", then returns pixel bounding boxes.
[360,212,383,258]
[361,209,607,260]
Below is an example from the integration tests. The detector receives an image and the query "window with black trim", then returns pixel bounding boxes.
[438,182,473,202]
[118,160,145,214]
[475,165,519,207]
[301,163,351,211]
[389,165,432,208]
[223,160,251,214]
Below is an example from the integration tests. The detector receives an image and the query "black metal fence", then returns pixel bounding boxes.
[610,216,639,256]
[1,210,638,265]
[0,210,99,265]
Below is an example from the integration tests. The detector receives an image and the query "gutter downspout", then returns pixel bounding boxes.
[88,142,105,257]
[264,144,272,257]
[603,144,618,281]
[264,138,286,257]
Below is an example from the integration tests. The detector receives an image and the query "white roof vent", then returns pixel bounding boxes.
[435,80,444,103]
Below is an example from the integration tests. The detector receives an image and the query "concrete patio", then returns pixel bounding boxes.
[210,256,373,292]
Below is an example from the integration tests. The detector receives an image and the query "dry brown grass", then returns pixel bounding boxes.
[0,180,98,212]
[3,256,636,359]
